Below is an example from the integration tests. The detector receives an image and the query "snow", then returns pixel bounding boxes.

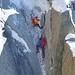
[8,26,31,53]
[0,0,50,74]
[68,5,75,27]
[69,8,75,26]
[52,0,75,27]
[52,0,75,28]
[52,0,67,13]
[65,33,75,40]
[65,0,71,5]
[0,8,19,23]
[18,0,47,74]
[52,0,73,13]
[65,33,75,57]
[21,0,48,74]
[0,8,19,55]
[64,0,75,27]
[10,0,50,13]
[37,49,46,75]
[1,8,19,15]
[22,0,50,12]
[35,0,50,12]
[64,1,75,57]
[0,22,6,55]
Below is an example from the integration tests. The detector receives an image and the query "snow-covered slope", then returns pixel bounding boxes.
[0,8,18,55]
[10,0,50,12]
[52,0,67,13]
[52,0,72,13]
[0,0,50,75]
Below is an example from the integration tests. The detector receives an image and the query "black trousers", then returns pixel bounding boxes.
[36,45,45,58]
[42,47,45,58]
[34,24,43,29]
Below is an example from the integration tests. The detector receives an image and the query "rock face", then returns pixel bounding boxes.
[62,42,73,75]
[51,8,75,75]
[0,0,42,75]
[44,4,75,75]
[44,10,53,75]
[42,6,73,75]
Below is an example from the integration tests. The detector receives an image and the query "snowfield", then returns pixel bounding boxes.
[0,0,50,75]
[10,0,50,12]
[52,0,72,13]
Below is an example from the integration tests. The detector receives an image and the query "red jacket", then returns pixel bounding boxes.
[40,37,46,46]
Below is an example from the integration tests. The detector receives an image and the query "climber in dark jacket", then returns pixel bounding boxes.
[36,37,46,58]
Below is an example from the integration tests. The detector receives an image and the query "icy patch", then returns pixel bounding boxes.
[8,26,31,53]
[10,0,22,9]
[10,0,50,13]
[36,0,50,12]
[13,15,19,25]
[37,49,46,75]
[31,8,42,19]
[22,0,35,10]
[0,0,2,8]
[12,0,50,13]
[65,33,75,57]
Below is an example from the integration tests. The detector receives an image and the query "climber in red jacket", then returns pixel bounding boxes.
[36,37,46,58]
